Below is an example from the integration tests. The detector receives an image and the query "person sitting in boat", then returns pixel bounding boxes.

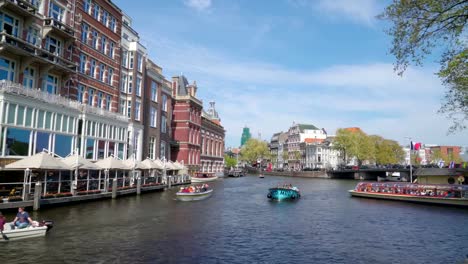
[0,212,6,232]
[11,207,33,229]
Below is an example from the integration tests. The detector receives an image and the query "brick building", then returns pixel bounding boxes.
[171,75,202,174]
[143,59,172,161]
[200,101,225,173]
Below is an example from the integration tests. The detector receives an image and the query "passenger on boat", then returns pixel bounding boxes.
[11,207,34,229]
[0,212,6,231]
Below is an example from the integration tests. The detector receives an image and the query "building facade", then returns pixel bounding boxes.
[143,59,172,161]
[171,75,202,174]
[200,101,225,174]
[304,138,340,169]
[240,126,251,147]
[287,123,327,170]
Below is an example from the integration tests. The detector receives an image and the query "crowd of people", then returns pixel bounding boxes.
[179,184,210,193]
[277,184,299,192]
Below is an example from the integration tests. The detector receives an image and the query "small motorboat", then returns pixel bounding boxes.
[190,172,218,183]
[259,174,265,178]
[176,185,213,201]
[1,220,53,242]
[267,186,300,201]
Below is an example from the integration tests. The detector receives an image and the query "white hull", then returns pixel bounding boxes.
[176,189,213,201]
[190,176,218,183]
[1,223,48,242]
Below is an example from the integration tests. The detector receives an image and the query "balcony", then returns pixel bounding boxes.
[0,31,77,73]
[0,0,41,19]
[43,18,75,40]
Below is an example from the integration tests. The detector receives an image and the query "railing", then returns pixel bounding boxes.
[2,0,40,13]
[0,81,129,122]
[44,18,74,37]
[0,31,77,72]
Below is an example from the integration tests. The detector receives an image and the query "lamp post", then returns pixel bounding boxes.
[405,137,413,183]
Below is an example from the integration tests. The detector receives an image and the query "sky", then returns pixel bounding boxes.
[114,0,468,148]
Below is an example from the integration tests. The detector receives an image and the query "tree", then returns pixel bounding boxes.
[379,0,468,131]
[240,138,270,164]
[371,136,405,164]
[282,151,289,164]
[224,154,237,168]
[333,128,358,163]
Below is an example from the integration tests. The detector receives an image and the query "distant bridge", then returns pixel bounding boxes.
[327,168,411,181]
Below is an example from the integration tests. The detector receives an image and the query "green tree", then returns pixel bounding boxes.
[240,138,270,164]
[224,154,237,168]
[371,136,405,164]
[333,128,358,163]
[379,0,468,131]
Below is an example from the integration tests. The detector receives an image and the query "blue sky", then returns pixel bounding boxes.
[114,0,468,148]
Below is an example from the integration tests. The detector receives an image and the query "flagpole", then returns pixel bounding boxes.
[405,137,412,183]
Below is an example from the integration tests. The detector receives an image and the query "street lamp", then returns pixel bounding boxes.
[404,136,413,183]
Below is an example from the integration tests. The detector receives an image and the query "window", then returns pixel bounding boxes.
[77,85,85,103]
[90,59,96,78]
[6,128,30,156]
[87,88,94,106]
[93,4,100,20]
[109,42,114,58]
[162,94,167,112]
[23,67,35,89]
[106,95,112,110]
[97,92,103,108]
[135,101,141,121]
[45,36,62,55]
[122,49,128,67]
[44,74,59,94]
[79,53,86,73]
[161,115,167,133]
[119,99,125,114]
[120,73,127,92]
[126,101,131,118]
[128,75,133,94]
[151,81,157,102]
[83,0,91,13]
[81,23,89,43]
[101,36,107,54]
[92,30,98,49]
[137,53,143,72]
[129,53,134,69]
[99,63,105,81]
[148,137,155,160]
[150,107,157,128]
[0,13,20,37]
[27,26,40,46]
[136,76,142,97]
[49,2,64,21]
[102,10,108,26]
[107,68,113,85]
[160,141,166,160]
[110,17,116,32]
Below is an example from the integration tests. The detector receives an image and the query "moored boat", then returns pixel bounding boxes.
[267,185,301,200]
[349,182,468,207]
[176,185,213,201]
[190,172,218,183]
[1,220,53,242]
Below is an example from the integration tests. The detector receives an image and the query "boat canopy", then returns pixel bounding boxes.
[355,182,468,192]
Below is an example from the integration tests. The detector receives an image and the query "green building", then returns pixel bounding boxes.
[241,127,251,146]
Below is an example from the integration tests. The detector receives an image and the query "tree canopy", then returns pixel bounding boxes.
[334,129,405,165]
[224,154,237,168]
[379,0,468,131]
[240,138,270,164]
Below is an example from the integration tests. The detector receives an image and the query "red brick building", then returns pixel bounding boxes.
[200,102,225,173]
[171,75,202,174]
[428,146,462,163]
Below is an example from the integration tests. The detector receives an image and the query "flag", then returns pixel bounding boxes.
[410,141,422,150]
[449,161,455,169]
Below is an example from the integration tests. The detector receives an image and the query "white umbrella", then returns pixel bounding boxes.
[95,156,128,170]
[5,151,70,170]
[139,159,158,170]
[153,159,164,170]
[62,154,100,170]
[173,161,185,170]
[165,160,177,170]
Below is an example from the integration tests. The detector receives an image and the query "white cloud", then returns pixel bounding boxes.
[184,0,212,11]
[140,35,466,148]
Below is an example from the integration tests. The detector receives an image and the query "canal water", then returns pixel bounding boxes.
[1,176,468,264]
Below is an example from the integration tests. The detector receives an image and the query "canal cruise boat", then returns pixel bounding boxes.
[349,182,468,207]
[190,172,218,183]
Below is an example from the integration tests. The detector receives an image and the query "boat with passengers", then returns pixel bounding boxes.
[349,182,468,207]
[1,220,53,242]
[190,172,218,183]
[267,184,301,201]
[176,184,213,201]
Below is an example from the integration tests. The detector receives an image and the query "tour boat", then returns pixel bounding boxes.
[267,186,301,201]
[227,168,244,177]
[190,172,218,183]
[1,220,53,242]
[176,186,213,201]
[349,182,468,207]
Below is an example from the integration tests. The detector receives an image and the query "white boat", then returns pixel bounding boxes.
[1,221,53,242]
[259,174,265,178]
[176,189,213,201]
[190,172,218,183]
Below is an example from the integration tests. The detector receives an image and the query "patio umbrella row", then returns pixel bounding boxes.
[4,152,186,171]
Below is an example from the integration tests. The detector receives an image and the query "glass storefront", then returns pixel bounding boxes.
[5,127,30,156]
[55,134,73,157]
